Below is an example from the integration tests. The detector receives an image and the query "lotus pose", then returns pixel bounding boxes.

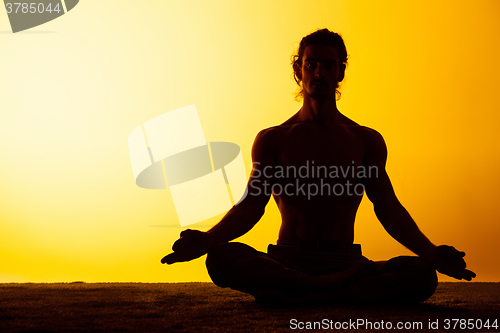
[162,29,475,303]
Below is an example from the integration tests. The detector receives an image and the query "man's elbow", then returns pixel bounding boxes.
[230,199,267,227]
[246,205,266,226]
[373,198,403,220]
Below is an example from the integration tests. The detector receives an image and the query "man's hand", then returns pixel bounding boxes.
[161,229,217,265]
[424,245,476,281]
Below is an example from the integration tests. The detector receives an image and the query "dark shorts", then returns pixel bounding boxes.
[267,244,369,276]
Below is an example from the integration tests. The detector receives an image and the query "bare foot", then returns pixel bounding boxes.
[311,260,379,292]
[254,261,379,303]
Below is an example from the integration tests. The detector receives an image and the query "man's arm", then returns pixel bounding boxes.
[362,128,475,281]
[161,128,276,264]
[205,128,276,243]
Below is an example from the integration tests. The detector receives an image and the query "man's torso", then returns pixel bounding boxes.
[258,113,380,243]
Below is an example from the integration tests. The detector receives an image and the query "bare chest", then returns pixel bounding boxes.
[276,126,366,173]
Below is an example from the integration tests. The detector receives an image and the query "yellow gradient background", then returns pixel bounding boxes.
[1,0,499,282]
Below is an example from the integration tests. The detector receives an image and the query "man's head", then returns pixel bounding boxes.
[292,29,348,101]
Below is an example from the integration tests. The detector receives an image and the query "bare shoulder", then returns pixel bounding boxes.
[251,126,284,162]
[354,125,385,143]
[351,125,388,162]
[253,125,284,146]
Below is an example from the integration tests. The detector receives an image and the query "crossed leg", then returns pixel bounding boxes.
[206,242,437,304]
[351,256,438,303]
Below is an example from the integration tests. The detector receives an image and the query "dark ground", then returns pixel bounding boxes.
[0,282,499,332]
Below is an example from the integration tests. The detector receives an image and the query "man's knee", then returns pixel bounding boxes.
[384,256,438,302]
[205,242,255,288]
[384,256,437,281]
[206,242,253,268]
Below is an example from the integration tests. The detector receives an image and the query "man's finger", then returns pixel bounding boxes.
[161,249,206,264]
[462,269,476,281]
[172,238,186,252]
[161,252,185,265]
[179,229,193,238]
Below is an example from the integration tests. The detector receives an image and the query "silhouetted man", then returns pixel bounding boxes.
[162,29,475,303]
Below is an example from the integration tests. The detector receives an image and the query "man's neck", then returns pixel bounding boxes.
[296,94,341,125]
